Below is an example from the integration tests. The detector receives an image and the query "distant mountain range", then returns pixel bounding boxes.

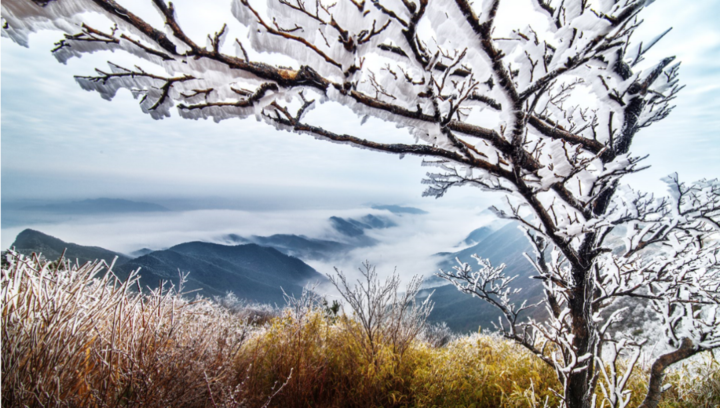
[370,205,427,214]
[7,207,543,333]
[219,213,398,261]
[22,198,170,214]
[9,229,326,305]
[422,223,545,332]
[227,234,351,262]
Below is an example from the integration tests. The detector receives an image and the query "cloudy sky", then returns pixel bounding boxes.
[1,0,434,206]
[2,0,719,255]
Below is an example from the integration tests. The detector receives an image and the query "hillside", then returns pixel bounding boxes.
[118,242,326,303]
[423,223,545,332]
[10,229,326,305]
[10,229,131,266]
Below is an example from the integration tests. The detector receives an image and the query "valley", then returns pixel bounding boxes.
[7,206,542,333]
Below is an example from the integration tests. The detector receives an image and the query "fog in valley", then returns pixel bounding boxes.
[1,195,504,285]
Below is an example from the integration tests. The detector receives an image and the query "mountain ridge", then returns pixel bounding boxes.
[11,229,131,266]
[9,229,326,305]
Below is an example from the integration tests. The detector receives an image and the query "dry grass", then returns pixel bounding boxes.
[1,251,255,407]
[648,352,720,408]
[2,251,718,408]
[234,307,562,408]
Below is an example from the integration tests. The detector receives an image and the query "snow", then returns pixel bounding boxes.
[4,1,718,403]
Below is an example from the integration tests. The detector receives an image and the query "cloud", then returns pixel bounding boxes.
[1,202,501,285]
[3,0,718,258]
[1,207,362,254]
[304,206,501,281]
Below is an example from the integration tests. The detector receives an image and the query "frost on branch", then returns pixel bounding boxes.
[328,262,434,361]
[2,0,707,407]
[441,176,720,408]
[2,0,682,179]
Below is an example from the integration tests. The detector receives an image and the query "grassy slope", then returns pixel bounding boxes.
[2,252,718,408]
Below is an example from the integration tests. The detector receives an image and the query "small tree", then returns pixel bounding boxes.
[328,262,433,364]
[3,0,718,407]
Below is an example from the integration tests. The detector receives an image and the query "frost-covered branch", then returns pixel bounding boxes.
[328,262,433,362]
[3,0,709,407]
[437,256,552,364]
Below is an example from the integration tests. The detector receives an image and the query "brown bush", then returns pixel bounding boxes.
[1,251,254,407]
[3,251,716,408]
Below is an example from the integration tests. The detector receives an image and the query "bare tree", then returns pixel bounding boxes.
[3,0,718,407]
[328,262,433,364]
[440,175,720,408]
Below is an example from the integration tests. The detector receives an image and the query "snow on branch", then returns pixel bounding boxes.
[4,1,712,407]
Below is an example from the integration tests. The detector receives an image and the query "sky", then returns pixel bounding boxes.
[1,0,434,205]
[2,0,719,257]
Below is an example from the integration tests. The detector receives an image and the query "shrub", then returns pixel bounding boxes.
[1,250,253,407]
[327,262,433,366]
[234,306,562,408]
[3,251,716,408]
[214,292,280,325]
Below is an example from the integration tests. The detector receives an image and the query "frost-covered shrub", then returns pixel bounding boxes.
[215,292,280,325]
[1,250,255,407]
[419,321,456,348]
[2,249,714,408]
[328,262,434,364]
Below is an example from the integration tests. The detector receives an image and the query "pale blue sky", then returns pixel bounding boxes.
[1,27,430,205]
[2,0,719,208]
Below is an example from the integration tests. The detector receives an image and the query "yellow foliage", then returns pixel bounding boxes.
[3,253,718,408]
[235,311,560,408]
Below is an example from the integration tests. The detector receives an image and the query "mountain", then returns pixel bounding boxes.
[329,214,397,245]
[219,213,398,261]
[116,242,327,304]
[458,226,494,247]
[371,205,427,214]
[22,198,170,214]
[9,229,327,305]
[245,235,351,261]
[329,216,367,238]
[358,214,398,229]
[10,229,131,266]
[130,248,155,257]
[423,223,545,333]
[219,232,350,261]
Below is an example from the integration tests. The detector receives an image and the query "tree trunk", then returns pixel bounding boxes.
[566,371,592,408]
[565,281,595,408]
[638,338,699,408]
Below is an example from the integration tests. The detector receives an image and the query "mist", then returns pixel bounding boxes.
[1,197,503,286]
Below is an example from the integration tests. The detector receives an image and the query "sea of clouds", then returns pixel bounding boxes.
[1,200,501,285]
